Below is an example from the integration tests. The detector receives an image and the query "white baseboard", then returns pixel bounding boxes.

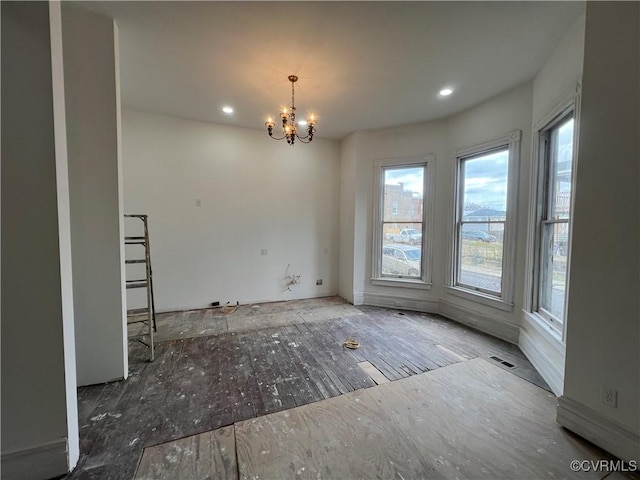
[1,438,69,480]
[363,292,439,313]
[519,327,564,396]
[557,396,640,463]
[353,291,364,306]
[438,300,519,344]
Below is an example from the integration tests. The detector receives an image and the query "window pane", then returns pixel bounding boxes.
[458,149,508,294]
[382,222,422,277]
[383,166,423,222]
[383,223,422,246]
[549,118,574,220]
[458,223,504,293]
[540,222,569,321]
[461,149,509,221]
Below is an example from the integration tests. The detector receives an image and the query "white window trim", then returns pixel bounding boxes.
[447,130,521,311]
[524,83,582,341]
[371,154,435,289]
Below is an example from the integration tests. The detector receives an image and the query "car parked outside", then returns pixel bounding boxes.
[386,228,422,245]
[382,244,421,277]
[461,230,497,243]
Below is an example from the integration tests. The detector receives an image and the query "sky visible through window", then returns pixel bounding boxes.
[385,167,423,196]
[463,149,508,212]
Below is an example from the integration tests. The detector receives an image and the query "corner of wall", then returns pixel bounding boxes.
[518,313,565,396]
[557,396,640,463]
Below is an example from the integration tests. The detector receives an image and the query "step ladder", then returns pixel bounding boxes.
[124,214,157,361]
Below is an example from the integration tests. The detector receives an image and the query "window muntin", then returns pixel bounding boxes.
[455,148,509,295]
[536,115,575,326]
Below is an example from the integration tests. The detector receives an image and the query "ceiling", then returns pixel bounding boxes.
[79,1,585,140]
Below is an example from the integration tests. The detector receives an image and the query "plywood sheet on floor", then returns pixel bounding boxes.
[234,358,608,480]
[135,425,236,480]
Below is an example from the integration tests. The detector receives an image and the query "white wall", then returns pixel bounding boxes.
[559,2,639,462]
[62,4,127,386]
[338,133,357,303]
[355,121,446,311]
[341,83,532,343]
[122,110,341,310]
[531,13,586,124]
[520,13,586,396]
[442,84,533,343]
[1,2,78,477]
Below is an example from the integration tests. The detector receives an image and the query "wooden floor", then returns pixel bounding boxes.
[135,359,618,480]
[70,298,556,479]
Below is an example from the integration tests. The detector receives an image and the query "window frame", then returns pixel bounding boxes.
[447,130,521,311]
[530,108,577,335]
[523,86,581,343]
[371,155,435,290]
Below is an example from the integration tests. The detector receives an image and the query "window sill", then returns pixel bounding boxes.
[371,278,432,290]
[445,286,513,312]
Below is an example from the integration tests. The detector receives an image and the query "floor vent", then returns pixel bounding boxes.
[489,355,516,369]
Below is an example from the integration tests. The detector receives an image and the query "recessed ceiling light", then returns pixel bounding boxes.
[298,119,308,126]
[222,106,234,114]
[439,88,453,97]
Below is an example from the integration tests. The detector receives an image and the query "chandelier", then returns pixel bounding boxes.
[265,75,317,145]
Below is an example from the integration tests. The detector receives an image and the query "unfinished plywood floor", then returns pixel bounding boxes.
[136,359,620,480]
[71,298,550,479]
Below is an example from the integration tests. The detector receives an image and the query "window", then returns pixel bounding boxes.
[372,155,434,288]
[456,149,508,294]
[533,112,575,330]
[449,131,520,309]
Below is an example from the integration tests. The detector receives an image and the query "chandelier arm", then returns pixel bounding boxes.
[295,133,313,143]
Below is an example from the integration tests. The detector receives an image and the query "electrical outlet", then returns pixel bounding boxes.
[601,387,618,408]
[316,279,323,285]
[195,199,201,207]
[261,249,268,256]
